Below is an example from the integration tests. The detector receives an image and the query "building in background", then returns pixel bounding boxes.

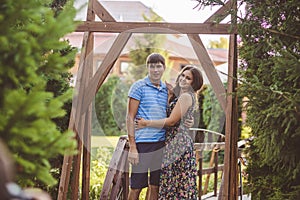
[65,1,228,85]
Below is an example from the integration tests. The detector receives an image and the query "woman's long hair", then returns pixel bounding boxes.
[169,65,203,103]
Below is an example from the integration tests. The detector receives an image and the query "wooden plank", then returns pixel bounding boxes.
[92,0,115,22]
[197,150,203,200]
[194,142,225,151]
[203,151,216,194]
[214,151,219,196]
[57,30,90,200]
[57,143,73,200]
[80,32,132,115]
[81,10,95,198]
[100,137,128,199]
[109,150,128,200]
[75,21,235,34]
[202,165,224,175]
[205,0,232,23]
[222,33,238,200]
[73,7,95,199]
[71,122,84,200]
[82,105,92,200]
[188,34,227,112]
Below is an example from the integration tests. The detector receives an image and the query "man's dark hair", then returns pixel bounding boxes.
[146,53,165,66]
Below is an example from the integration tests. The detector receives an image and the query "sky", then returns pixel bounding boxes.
[128,0,227,44]
[129,0,220,23]
[74,0,229,45]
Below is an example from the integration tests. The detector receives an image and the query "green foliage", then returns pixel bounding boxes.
[128,9,170,81]
[111,79,131,132]
[194,0,300,198]
[208,37,229,49]
[0,0,77,187]
[89,146,114,200]
[94,76,129,136]
[237,0,300,199]
[202,85,225,133]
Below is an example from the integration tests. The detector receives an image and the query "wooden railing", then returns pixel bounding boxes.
[99,129,228,200]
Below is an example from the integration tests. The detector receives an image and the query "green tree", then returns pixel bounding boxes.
[94,76,123,136]
[238,1,300,199]
[195,1,300,199]
[208,37,229,49]
[128,9,170,81]
[0,0,77,187]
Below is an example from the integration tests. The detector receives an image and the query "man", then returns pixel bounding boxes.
[126,53,167,200]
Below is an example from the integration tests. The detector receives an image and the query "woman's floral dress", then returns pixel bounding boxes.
[158,92,198,200]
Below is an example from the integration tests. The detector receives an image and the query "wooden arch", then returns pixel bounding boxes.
[58,0,238,199]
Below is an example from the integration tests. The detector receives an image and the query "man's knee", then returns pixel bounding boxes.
[128,188,142,200]
[148,185,159,200]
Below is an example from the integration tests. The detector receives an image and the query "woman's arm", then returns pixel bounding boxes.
[137,93,193,128]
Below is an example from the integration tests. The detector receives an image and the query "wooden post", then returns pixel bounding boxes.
[214,149,219,196]
[219,0,238,199]
[197,150,203,200]
[221,33,238,200]
[203,149,216,194]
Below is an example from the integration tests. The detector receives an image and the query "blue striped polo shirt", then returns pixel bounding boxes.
[128,76,168,143]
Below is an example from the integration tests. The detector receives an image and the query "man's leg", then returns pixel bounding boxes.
[128,188,142,200]
[148,185,159,200]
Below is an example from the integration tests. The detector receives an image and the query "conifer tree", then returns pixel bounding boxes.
[238,1,300,199]
[0,0,77,187]
[195,0,300,199]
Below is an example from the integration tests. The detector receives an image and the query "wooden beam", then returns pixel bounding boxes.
[82,108,92,200]
[188,34,227,112]
[100,137,128,199]
[92,0,115,22]
[57,31,90,200]
[58,1,95,199]
[70,118,84,200]
[72,1,95,198]
[57,113,76,200]
[80,32,132,115]
[194,142,225,151]
[80,31,94,200]
[205,0,233,23]
[222,33,238,200]
[75,21,235,34]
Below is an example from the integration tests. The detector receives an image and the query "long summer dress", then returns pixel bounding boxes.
[158,92,198,200]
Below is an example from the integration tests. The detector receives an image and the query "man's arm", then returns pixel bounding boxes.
[126,97,140,165]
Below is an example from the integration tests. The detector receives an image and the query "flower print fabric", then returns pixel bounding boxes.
[158,92,198,200]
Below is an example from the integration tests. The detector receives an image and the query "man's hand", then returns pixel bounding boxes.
[184,116,194,128]
[128,147,139,165]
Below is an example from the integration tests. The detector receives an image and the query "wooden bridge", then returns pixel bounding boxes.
[100,129,250,200]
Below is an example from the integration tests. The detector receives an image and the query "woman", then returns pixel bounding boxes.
[136,65,203,199]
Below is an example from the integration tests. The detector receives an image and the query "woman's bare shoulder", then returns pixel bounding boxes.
[178,92,193,104]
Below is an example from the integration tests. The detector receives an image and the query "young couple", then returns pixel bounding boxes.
[126,53,203,200]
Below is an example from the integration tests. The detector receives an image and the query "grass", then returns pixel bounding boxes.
[91,135,120,148]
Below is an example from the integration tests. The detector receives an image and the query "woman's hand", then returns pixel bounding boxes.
[135,117,147,129]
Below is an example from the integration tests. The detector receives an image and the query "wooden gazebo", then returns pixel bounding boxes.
[58,0,239,199]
